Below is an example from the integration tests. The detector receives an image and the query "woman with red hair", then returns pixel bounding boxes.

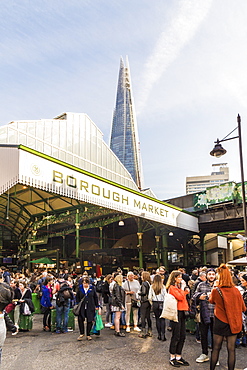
[209,264,246,370]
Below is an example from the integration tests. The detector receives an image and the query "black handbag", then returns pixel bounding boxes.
[131,298,140,308]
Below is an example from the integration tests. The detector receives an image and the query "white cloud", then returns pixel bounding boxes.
[137,0,213,114]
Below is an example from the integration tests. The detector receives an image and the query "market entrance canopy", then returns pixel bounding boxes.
[0,145,198,241]
[227,256,247,266]
[30,257,55,264]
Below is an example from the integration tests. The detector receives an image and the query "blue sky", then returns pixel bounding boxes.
[1,0,247,199]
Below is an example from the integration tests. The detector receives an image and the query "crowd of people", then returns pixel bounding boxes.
[0,264,246,369]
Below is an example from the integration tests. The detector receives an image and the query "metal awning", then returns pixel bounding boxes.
[0,145,198,255]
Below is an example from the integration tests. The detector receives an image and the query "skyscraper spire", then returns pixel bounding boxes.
[110,57,143,189]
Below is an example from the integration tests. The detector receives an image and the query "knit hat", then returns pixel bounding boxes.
[206,268,216,275]
[0,282,14,311]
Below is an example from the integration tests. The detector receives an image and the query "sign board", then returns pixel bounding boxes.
[1,146,199,233]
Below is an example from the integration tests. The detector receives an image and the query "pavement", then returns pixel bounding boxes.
[2,314,247,370]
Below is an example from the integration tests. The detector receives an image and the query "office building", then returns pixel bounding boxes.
[186,163,229,194]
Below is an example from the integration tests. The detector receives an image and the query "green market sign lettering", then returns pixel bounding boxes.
[17,148,198,231]
[53,170,170,219]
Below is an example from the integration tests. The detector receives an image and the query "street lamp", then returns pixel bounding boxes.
[210,114,247,252]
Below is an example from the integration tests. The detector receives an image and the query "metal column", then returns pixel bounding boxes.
[162,234,169,268]
[75,209,80,259]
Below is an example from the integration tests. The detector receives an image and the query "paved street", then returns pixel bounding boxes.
[2,314,246,370]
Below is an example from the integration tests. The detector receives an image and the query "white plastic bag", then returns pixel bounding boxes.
[23,302,31,316]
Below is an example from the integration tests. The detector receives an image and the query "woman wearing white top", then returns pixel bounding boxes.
[148,274,167,341]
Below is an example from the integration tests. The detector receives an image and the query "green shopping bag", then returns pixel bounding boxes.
[95,310,104,331]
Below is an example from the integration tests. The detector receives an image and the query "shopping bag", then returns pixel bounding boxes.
[160,293,178,322]
[95,310,104,331]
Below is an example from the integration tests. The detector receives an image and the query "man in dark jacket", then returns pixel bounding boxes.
[194,268,216,363]
[54,277,73,334]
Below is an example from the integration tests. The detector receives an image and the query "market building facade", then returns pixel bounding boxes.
[0,112,198,273]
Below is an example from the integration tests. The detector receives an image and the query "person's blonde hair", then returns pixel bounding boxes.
[142,271,151,284]
[152,274,163,295]
[166,270,182,290]
[105,274,112,283]
[115,274,123,286]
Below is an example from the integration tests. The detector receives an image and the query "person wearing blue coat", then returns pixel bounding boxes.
[41,277,53,331]
[75,276,99,341]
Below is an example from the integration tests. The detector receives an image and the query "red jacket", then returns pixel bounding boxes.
[169,285,189,311]
[209,286,246,334]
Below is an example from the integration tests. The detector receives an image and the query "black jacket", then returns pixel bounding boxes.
[76,285,98,322]
[102,281,110,304]
[139,281,150,303]
[56,284,74,307]
[111,284,125,308]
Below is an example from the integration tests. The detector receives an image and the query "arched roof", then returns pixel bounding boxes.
[0,112,139,191]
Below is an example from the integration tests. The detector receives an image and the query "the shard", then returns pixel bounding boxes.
[110,57,143,189]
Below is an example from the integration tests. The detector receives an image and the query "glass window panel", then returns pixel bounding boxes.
[19,133,27,145]
[97,167,102,177]
[44,122,52,143]
[44,144,51,156]
[102,144,107,167]
[27,122,35,136]
[59,150,65,161]
[0,127,7,143]
[60,125,66,150]
[73,157,79,167]
[73,124,79,156]
[67,123,73,152]
[36,141,43,152]
[7,128,17,143]
[66,153,72,164]
[79,159,85,170]
[52,147,59,158]
[84,161,91,172]
[52,122,59,147]
[17,122,27,132]
[27,136,35,148]
[36,121,44,141]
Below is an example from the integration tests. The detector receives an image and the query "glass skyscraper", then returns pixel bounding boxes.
[110,57,143,189]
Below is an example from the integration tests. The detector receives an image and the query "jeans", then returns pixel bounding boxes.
[56,299,70,332]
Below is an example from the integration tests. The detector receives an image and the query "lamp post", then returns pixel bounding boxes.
[210,114,247,253]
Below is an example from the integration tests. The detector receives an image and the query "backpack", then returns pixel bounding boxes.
[62,288,71,300]
[56,283,71,306]
[96,280,103,293]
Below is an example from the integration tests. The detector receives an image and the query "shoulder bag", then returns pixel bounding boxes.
[128,281,140,308]
[72,294,86,316]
